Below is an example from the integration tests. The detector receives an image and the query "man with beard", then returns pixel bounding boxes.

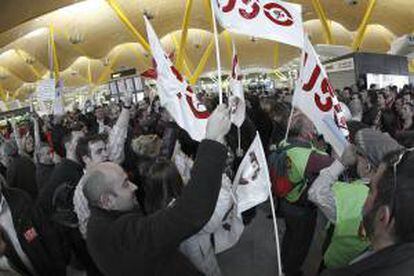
[309,128,404,269]
[322,149,414,275]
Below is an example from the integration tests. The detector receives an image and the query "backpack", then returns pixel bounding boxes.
[51,181,79,228]
[268,141,312,198]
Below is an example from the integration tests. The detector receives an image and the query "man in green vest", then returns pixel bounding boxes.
[278,113,334,276]
[308,128,404,270]
[322,148,414,275]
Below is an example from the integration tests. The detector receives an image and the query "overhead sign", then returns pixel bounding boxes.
[325,58,355,73]
[36,78,55,101]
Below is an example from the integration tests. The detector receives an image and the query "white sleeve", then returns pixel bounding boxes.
[107,107,130,164]
[308,160,345,223]
[73,180,90,239]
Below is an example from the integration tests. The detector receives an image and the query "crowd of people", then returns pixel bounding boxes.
[0,82,412,276]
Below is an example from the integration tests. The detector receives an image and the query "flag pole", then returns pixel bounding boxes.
[210,4,223,104]
[284,106,294,141]
[284,73,301,141]
[236,126,243,157]
[48,26,53,79]
[257,131,283,276]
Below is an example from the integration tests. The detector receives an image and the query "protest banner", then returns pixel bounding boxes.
[144,17,210,141]
[212,0,304,48]
[293,36,349,155]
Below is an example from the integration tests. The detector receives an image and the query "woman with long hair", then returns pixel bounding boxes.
[144,158,184,215]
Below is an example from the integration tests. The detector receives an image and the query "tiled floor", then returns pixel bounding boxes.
[217,204,279,276]
[217,203,326,276]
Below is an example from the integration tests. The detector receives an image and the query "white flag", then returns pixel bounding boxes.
[53,79,65,116]
[229,43,246,128]
[0,101,7,112]
[293,36,349,155]
[212,175,244,254]
[234,132,270,213]
[212,0,304,48]
[213,199,244,253]
[144,17,210,141]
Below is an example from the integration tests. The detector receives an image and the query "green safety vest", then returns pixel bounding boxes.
[280,141,327,203]
[324,180,370,268]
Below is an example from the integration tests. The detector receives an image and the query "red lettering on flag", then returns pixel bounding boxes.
[302,65,321,92]
[239,0,260,19]
[221,0,236,12]
[263,2,294,26]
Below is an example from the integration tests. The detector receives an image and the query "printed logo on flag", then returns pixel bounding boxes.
[293,36,349,155]
[168,65,210,119]
[219,0,294,26]
[234,133,271,213]
[300,52,348,134]
[213,0,304,48]
[144,16,210,141]
[229,43,246,127]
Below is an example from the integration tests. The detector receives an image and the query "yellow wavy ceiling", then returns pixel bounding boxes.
[0,0,413,99]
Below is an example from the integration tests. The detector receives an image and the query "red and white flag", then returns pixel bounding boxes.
[234,132,271,213]
[293,36,349,155]
[212,0,304,49]
[229,43,246,127]
[144,17,210,141]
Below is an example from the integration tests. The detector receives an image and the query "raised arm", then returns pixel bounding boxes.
[107,95,131,164]
[32,115,41,163]
[10,118,24,155]
[308,145,357,223]
[114,105,231,254]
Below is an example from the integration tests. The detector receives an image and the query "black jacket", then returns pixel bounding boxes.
[51,123,67,158]
[87,140,228,276]
[321,243,414,276]
[35,158,103,275]
[35,163,55,191]
[36,158,83,217]
[6,155,37,200]
[2,187,66,275]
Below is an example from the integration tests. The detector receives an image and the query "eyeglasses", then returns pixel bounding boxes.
[389,148,414,220]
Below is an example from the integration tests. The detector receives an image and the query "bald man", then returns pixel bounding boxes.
[83,163,137,212]
[83,105,231,276]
